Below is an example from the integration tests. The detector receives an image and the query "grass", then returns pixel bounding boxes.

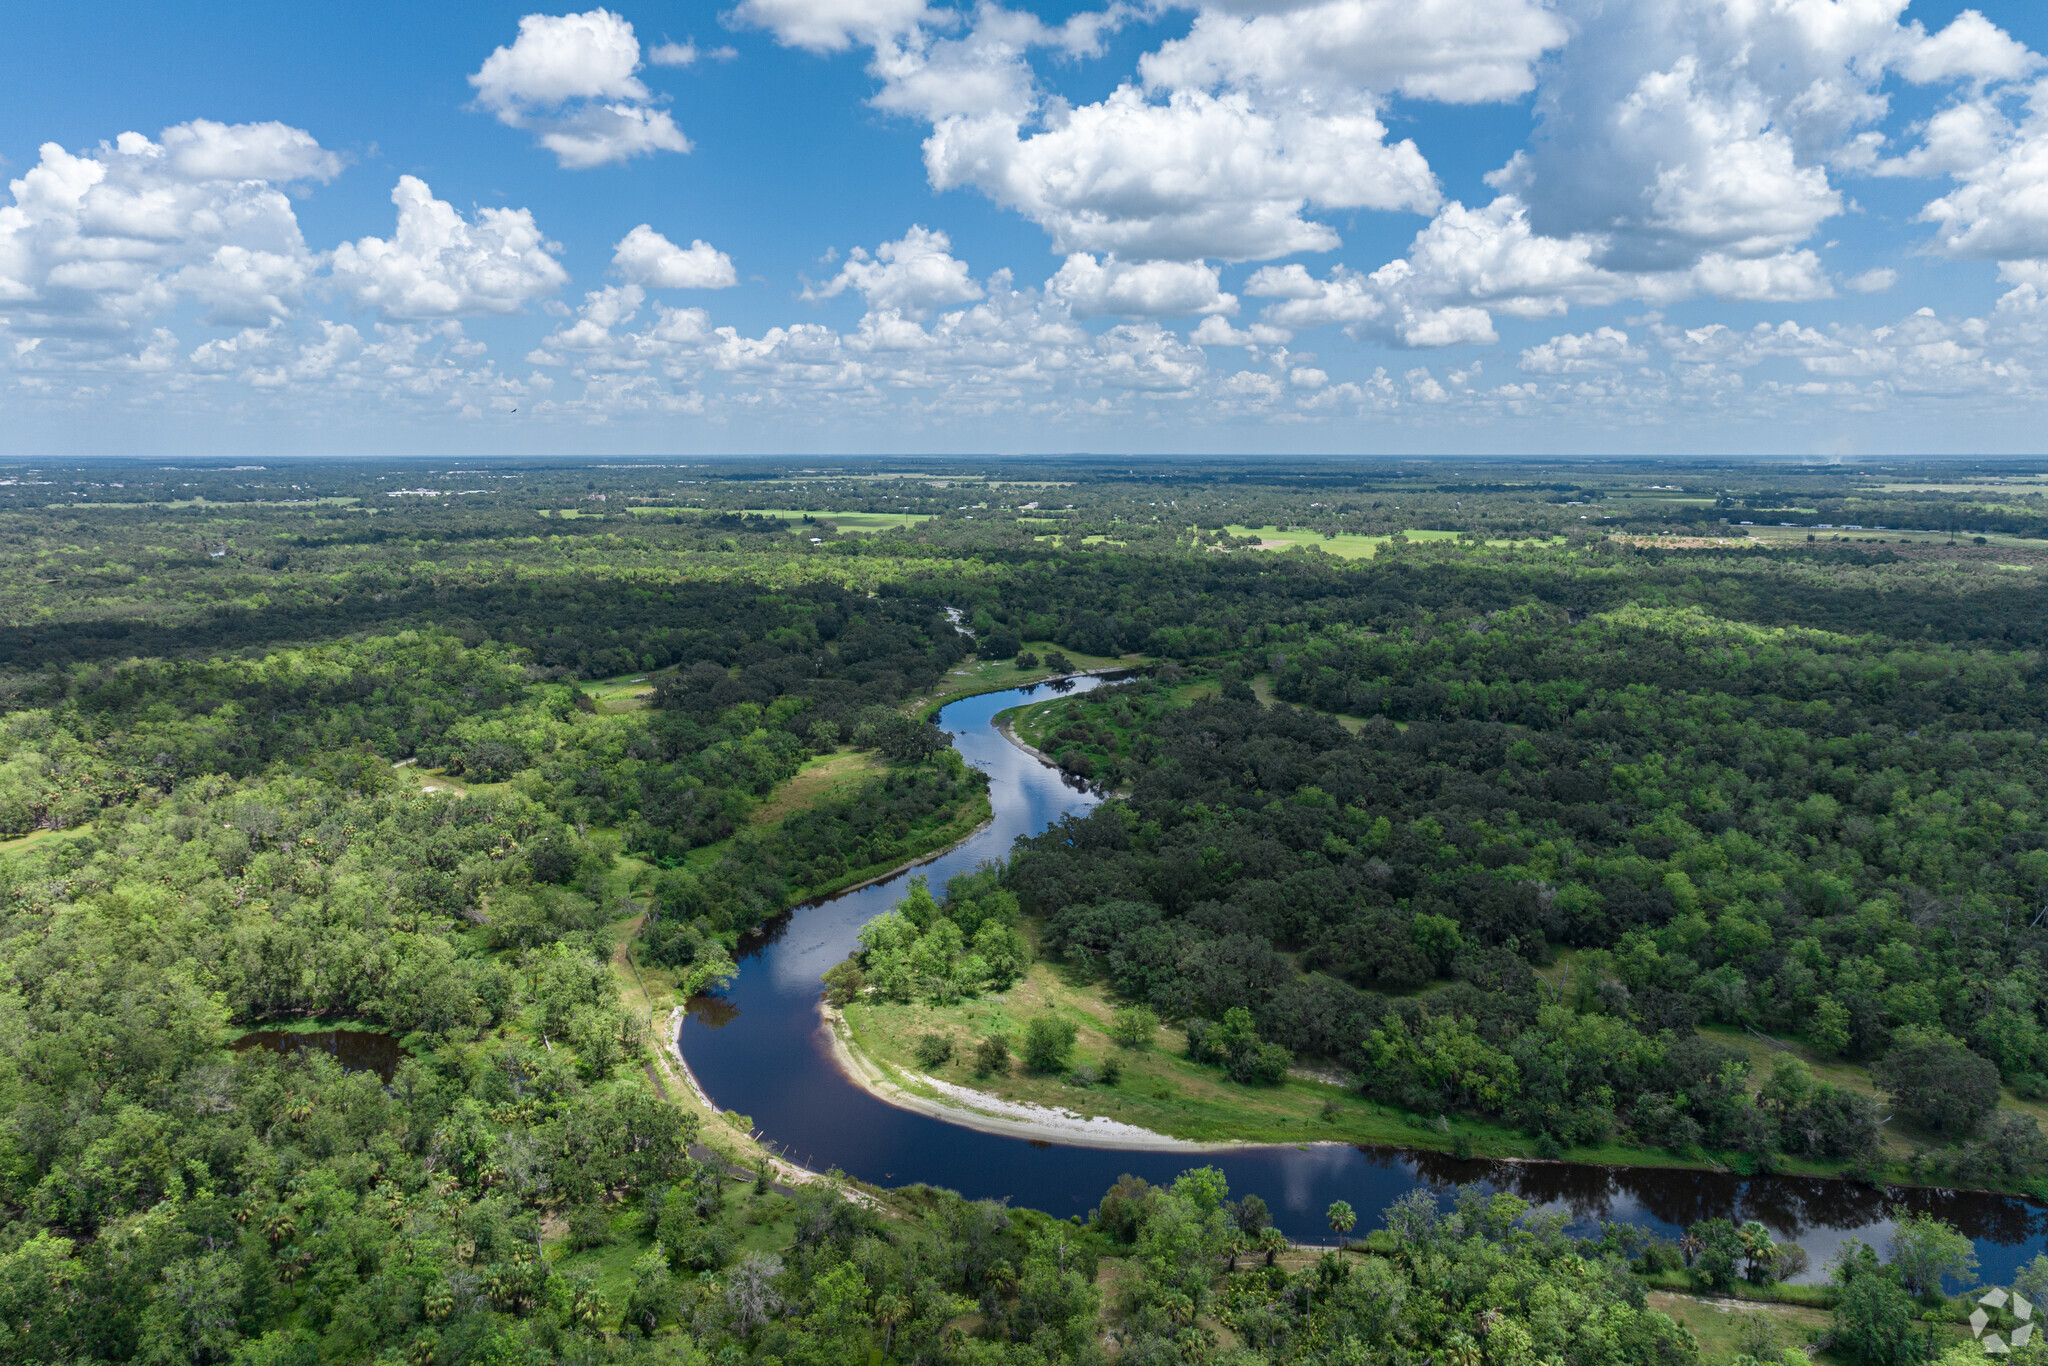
[748,749,887,827]
[0,824,94,856]
[397,765,511,799]
[579,670,657,714]
[1647,1291,1840,1364]
[1221,526,1564,559]
[844,959,1696,1163]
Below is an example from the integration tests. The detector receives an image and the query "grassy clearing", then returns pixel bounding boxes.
[844,959,1692,1163]
[0,824,93,856]
[1733,522,2048,553]
[579,671,656,714]
[1647,1292,1839,1365]
[748,749,885,827]
[736,509,934,533]
[397,766,511,799]
[1221,526,1564,559]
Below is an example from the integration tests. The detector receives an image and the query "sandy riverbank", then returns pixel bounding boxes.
[822,1002,1259,1152]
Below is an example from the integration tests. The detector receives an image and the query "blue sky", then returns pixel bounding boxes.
[6,0,2048,456]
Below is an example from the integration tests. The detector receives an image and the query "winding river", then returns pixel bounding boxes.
[677,677,2048,1281]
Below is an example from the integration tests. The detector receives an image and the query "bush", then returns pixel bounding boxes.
[567,1204,615,1251]
[1014,652,1039,669]
[1110,1005,1158,1048]
[1024,1016,1078,1074]
[1099,1054,1122,1085]
[973,1034,1011,1077]
[978,630,1021,660]
[913,1033,954,1069]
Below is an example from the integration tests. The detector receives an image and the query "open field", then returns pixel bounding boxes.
[1222,525,1567,558]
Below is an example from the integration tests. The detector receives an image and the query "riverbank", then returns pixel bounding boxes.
[822,1000,1226,1151]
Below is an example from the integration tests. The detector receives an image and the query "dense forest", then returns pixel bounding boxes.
[1,455,2045,1365]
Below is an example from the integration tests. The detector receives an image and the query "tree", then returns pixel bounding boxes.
[1111,1004,1159,1048]
[1327,1200,1357,1250]
[1873,1029,2001,1135]
[1737,1220,1780,1285]
[1830,1242,1919,1366]
[1689,1218,1745,1291]
[1023,1015,1078,1073]
[1884,1210,1976,1299]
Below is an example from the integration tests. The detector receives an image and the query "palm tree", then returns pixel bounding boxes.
[874,1291,906,1359]
[1258,1227,1289,1267]
[1327,1200,1357,1250]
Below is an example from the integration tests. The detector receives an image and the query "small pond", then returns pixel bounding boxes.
[231,1028,410,1082]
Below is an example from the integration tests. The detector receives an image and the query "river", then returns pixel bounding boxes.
[677,676,2048,1282]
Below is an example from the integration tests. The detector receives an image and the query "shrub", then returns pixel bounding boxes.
[1024,1016,1078,1074]
[567,1204,615,1251]
[973,1034,1011,1077]
[913,1033,954,1069]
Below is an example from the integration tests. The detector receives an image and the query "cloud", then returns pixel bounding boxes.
[1140,0,1567,104]
[1894,10,2040,85]
[330,176,568,318]
[806,225,982,315]
[1046,255,1235,317]
[613,225,737,288]
[469,9,690,168]
[922,84,1437,261]
[1190,315,1292,346]
[1844,268,1898,294]
[157,119,345,182]
[0,120,333,333]
[1519,326,1646,374]
[647,39,737,66]
[1472,2,2039,292]
[1243,195,1834,344]
[728,0,934,54]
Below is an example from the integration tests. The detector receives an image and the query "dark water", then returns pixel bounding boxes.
[232,1028,409,1081]
[678,678,2048,1282]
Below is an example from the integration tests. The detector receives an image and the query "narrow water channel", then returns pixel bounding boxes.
[677,678,2048,1281]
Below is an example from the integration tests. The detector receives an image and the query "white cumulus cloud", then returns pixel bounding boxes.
[806,225,983,315]
[1141,0,1566,104]
[0,120,335,333]
[331,175,568,318]
[729,0,934,54]
[1519,326,1646,374]
[1047,255,1235,317]
[613,225,737,288]
[469,9,690,168]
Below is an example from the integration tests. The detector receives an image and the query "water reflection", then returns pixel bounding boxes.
[676,678,2048,1278]
[686,995,741,1030]
[231,1028,408,1081]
